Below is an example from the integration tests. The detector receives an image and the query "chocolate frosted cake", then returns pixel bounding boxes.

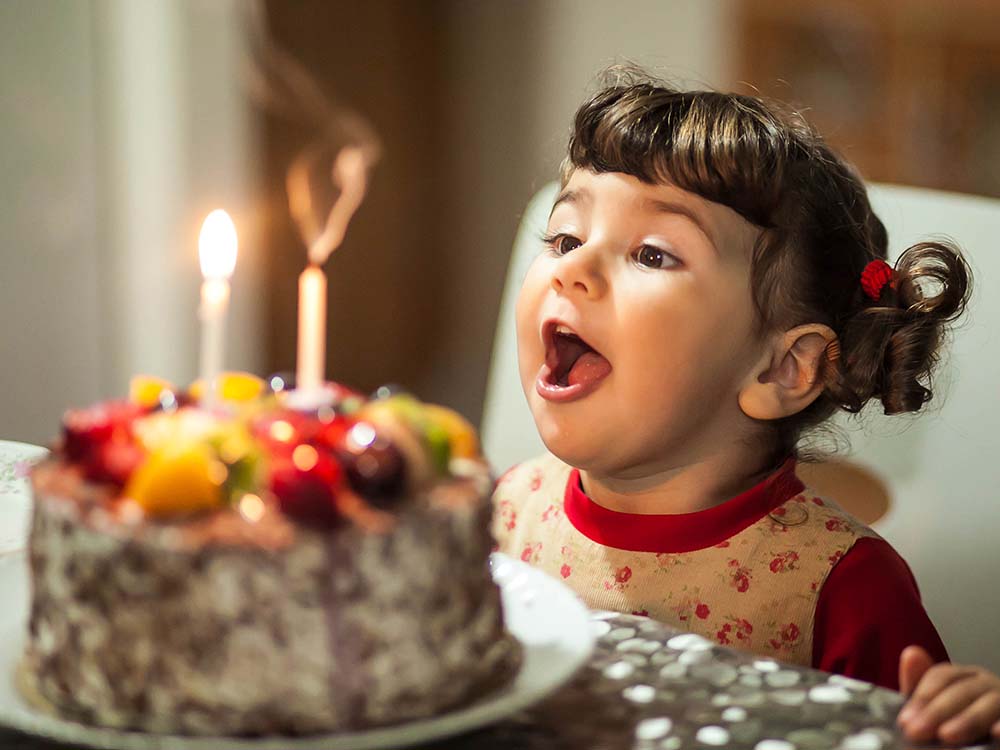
[23,375,520,735]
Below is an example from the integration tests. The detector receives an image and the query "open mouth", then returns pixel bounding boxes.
[537,322,612,402]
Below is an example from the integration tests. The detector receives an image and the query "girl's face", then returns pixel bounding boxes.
[516,169,767,478]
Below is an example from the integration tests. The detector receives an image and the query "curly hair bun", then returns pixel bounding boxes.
[829,241,972,415]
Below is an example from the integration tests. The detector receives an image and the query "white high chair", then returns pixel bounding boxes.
[481,181,1000,673]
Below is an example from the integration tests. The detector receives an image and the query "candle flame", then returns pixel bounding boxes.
[199,209,238,280]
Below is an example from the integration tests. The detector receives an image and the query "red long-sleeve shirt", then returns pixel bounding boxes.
[556,463,948,689]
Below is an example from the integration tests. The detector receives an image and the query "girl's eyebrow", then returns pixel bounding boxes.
[549,187,718,255]
[549,188,587,217]
[642,198,717,252]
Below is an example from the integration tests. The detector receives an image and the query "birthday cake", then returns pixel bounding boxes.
[23,374,520,736]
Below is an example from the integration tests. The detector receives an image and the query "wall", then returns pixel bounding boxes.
[0,0,262,446]
[0,1,103,445]
[260,1,453,406]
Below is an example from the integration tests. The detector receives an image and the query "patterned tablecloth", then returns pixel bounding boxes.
[431,611,999,750]
[2,611,998,750]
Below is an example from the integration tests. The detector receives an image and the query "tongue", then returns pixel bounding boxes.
[567,351,612,387]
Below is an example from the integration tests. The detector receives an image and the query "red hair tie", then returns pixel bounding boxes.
[861,259,895,301]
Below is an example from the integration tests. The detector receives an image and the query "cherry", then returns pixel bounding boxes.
[338,423,407,507]
[269,445,344,528]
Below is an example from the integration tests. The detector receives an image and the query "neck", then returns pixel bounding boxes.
[580,447,782,515]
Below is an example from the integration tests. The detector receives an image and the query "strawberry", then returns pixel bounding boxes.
[62,401,143,463]
[84,438,146,487]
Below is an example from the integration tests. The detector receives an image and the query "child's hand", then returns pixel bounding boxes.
[897,645,1000,745]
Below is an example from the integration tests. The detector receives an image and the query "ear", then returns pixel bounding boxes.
[739,324,838,421]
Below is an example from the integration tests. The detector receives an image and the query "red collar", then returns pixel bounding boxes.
[563,459,804,553]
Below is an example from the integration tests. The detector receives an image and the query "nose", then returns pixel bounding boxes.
[551,243,607,299]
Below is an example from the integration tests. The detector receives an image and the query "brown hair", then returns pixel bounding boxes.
[563,67,972,456]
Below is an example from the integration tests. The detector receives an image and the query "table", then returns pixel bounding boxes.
[2,442,996,749]
[434,611,998,750]
[3,611,997,750]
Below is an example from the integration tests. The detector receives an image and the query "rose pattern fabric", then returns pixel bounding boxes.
[497,499,517,531]
[491,453,878,668]
[727,559,752,593]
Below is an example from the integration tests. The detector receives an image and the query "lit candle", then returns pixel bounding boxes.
[198,209,238,408]
[296,263,326,394]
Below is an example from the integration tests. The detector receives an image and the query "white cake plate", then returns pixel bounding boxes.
[0,549,595,750]
[0,441,49,557]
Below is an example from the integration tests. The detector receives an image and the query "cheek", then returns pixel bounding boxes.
[614,287,754,399]
[515,257,547,321]
[514,285,533,341]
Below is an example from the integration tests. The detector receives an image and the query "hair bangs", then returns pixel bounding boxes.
[563,84,813,229]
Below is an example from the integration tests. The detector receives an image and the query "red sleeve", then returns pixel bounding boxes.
[812,536,949,690]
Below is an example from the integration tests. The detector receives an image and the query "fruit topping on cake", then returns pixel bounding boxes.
[54,373,485,527]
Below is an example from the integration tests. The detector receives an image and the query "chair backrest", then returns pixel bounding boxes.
[481,182,557,474]
[482,181,1000,672]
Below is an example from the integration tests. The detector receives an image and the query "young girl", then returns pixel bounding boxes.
[491,70,1000,745]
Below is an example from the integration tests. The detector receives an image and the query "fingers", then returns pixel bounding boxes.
[905,662,978,710]
[899,645,935,696]
[900,670,999,744]
[938,691,1000,746]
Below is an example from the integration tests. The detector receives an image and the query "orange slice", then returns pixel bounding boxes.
[124,442,224,517]
[128,375,174,409]
[188,372,265,403]
[423,404,480,460]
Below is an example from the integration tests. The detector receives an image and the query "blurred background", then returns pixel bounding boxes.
[2,0,1000,668]
[4,0,1000,442]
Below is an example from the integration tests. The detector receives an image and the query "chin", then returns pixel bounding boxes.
[534,418,606,473]
[526,391,602,468]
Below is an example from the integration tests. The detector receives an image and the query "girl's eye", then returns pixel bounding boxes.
[542,232,582,256]
[635,245,679,269]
